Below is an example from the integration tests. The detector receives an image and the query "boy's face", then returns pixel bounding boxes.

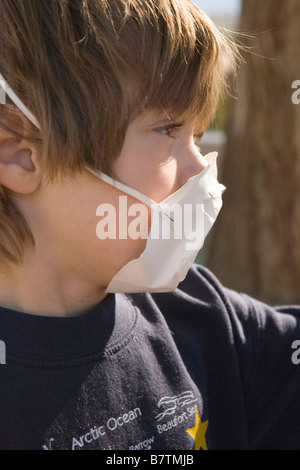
[10,109,209,295]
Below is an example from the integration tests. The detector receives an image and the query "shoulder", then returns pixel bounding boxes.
[150,263,259,331]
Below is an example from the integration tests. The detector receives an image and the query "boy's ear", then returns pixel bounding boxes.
[0,114,42,194]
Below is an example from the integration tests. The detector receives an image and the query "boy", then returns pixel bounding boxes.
[0,0,300,451]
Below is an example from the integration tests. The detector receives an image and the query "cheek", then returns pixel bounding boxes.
[143,159,179,203]
[114,133,178,203]
[115,152,178,204]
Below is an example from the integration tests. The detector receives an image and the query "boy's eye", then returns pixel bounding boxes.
[157,122,184,139]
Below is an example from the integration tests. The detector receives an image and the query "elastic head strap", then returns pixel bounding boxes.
[86,167,157,207]
[0,72,40,129]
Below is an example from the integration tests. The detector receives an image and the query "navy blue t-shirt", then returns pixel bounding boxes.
[0,264,300,450]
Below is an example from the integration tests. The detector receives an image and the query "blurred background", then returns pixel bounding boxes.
[193,0,241,159]
[192,0,300,305]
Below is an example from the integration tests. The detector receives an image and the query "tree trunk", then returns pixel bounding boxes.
[206,0,300,304]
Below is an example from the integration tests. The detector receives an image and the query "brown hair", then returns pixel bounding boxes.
[0,0,239,264]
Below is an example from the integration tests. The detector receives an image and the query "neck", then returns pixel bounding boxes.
[0,248,108,318]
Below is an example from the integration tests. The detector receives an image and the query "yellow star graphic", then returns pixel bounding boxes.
[186,407,208,450]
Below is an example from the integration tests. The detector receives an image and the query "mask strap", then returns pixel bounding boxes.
[86,167,157,208]
[0,72,40,129]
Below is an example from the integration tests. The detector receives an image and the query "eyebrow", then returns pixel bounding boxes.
[146,113,183,128]
[139,107,175,125]
[139,108,187,129]
[146,119,175,129]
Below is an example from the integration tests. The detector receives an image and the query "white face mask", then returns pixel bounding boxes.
[0,73,225,294]
[87,154,225,293]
